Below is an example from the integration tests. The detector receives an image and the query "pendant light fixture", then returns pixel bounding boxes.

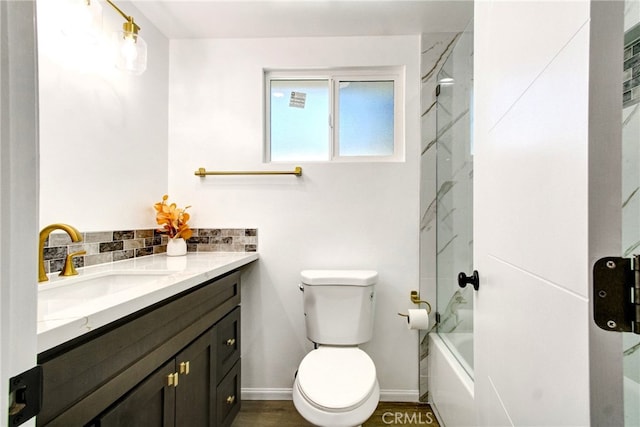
[105,0,147,75]
[62,0,103,42]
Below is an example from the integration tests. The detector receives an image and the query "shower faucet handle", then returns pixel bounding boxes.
[458,270,480,291]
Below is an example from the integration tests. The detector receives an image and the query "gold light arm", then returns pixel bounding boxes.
[195,167,303,177]
[105,0,141,34]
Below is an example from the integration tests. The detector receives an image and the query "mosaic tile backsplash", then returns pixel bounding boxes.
[43,228,258,275]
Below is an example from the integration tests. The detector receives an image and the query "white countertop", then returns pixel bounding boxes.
[37,252,258,354]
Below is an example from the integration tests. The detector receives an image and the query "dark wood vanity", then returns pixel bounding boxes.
[37,270,243,427]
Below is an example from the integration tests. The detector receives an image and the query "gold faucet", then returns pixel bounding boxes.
[39,223,83,282]
[60,250,87,277]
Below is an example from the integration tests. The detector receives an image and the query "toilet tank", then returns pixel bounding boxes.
[300,270,378,345]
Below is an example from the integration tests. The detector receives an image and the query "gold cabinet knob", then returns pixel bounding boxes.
[226,395,236,405]
[226,338,236,346]
[179,361,190,375]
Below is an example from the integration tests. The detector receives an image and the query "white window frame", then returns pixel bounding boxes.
[264,66,405,163]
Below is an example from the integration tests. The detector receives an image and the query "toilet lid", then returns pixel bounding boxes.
[297,347,377,411]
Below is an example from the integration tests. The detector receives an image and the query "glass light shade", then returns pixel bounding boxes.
[62,0,103,42]
[113,31,147,76]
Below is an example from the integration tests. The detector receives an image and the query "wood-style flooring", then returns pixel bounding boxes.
[231,400,440,427]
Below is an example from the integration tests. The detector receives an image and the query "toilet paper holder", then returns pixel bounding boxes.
[398,290,432,318]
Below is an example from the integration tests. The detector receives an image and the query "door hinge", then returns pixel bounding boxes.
[8,365,43,426]
[593,255,640,333]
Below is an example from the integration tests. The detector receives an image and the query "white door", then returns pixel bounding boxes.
[0,1,40,426]
[473,1,624,425]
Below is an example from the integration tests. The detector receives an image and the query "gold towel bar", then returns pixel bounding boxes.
[195,166,302,177]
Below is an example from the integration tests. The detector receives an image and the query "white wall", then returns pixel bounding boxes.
[168,36,422,398]
[37,0,169,231]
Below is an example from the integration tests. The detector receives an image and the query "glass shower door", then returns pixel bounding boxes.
[435,24,474,378]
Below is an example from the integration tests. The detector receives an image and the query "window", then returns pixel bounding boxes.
[265,67,404,162]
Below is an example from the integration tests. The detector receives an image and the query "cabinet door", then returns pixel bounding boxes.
[175,327,217,427]
[97,360,176,427]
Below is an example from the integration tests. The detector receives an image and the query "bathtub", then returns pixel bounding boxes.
[428,333,475,426]
[440,331,474,375]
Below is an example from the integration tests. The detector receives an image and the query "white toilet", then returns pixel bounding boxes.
[293,270,380,427]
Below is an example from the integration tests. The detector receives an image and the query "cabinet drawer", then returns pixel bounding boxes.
[216,360,241,427]
[216,307,240,381]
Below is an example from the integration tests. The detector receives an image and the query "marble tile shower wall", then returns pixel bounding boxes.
[418,32,460,403]
[43,228,258,275]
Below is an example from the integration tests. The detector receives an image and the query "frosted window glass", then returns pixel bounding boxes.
[338,81,394,157]
[270,80,329,161]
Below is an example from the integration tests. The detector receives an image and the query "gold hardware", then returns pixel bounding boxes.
[39,224,83,282]
[226,395,236,405]
[410,290,432,314]
[105,0,141,36]
[167,372,179,387]
[8,402,26,416]
[195,166,303,177]
[104,0,147,75]
[179,361,190,375]
[60,250,86,277]
[226,338,236,346]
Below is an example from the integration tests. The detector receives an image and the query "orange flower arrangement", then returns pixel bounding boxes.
[154,194,193,240]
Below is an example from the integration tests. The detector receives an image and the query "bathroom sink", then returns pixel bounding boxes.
[38,270,177,321]
[40,270,177,297]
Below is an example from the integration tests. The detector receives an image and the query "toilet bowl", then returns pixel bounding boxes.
[294,270,380,427]
[293,346,380,427]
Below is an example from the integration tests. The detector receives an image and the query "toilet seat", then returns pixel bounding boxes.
[296,346,377,412]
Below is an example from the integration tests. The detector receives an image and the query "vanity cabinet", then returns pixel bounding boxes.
[37,270,242,427]
[96,311,240,427]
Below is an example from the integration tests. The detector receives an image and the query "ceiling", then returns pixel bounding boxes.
[129,0,473,39]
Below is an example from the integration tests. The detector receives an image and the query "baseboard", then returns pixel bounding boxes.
[241,388,293,400]
[379,390,420,402]
[240,388,420,402]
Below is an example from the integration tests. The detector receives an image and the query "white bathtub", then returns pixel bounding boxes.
[440,332,474,376]
[428,333,475,426]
